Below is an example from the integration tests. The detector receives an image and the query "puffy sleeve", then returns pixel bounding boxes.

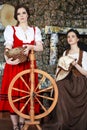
[35,27,42,42]
[82,51,87,71]
[4,25,14,46]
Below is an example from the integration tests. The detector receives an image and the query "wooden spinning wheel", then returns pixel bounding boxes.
[8,50,58,130]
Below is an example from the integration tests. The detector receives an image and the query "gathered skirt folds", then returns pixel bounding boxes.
[0,61,40,114]
[42,72,87,130]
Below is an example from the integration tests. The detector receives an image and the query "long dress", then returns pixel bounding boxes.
[42,49,87,130]
[0,25,42,114]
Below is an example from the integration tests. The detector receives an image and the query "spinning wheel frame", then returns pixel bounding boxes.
[8,49,58,130]
[8,69,58,119]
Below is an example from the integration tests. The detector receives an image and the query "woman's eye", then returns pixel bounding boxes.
[23,12,26,14]
[17,12,26,16]
[17,13,20,16]
[72,35,75,38]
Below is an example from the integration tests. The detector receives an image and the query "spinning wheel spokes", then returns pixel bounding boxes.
[20,97,31,113]
[13,95,30,103]
[12,87,30,94]
[35,75,46,91]
[35,97,47,112]
[36,85,53,94]
[8,69,58,120]
[36,94,54,101]
[20,76,30,91]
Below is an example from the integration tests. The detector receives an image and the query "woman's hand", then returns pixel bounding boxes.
[23,45,33,56]
[72,59,77,66]
[5,55,20,65]
[23,41,43,55]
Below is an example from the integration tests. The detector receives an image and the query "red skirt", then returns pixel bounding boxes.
[0,61,40,114]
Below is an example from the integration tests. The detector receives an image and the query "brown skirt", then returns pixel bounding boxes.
[42,72,87,130]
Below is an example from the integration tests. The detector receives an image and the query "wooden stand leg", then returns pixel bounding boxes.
[23,124,29,130]
[36,124,42,130]
[23,120,42,130]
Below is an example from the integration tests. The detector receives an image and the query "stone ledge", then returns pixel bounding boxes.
[45,26,87,35]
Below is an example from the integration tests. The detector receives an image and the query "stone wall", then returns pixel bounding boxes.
[0,0,87,83]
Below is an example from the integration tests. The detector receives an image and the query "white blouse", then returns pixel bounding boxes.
[4,25,42,46]
[63,50,87,71]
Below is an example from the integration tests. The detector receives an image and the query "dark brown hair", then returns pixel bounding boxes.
[66,29,80,38]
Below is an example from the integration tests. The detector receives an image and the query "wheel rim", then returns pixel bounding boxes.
[8,69,58,120]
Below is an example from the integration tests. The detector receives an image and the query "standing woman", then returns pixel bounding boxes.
[43,29,87,130]
[0,4,43,130]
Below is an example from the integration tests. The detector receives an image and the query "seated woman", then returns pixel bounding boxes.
[43,29,87,130]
